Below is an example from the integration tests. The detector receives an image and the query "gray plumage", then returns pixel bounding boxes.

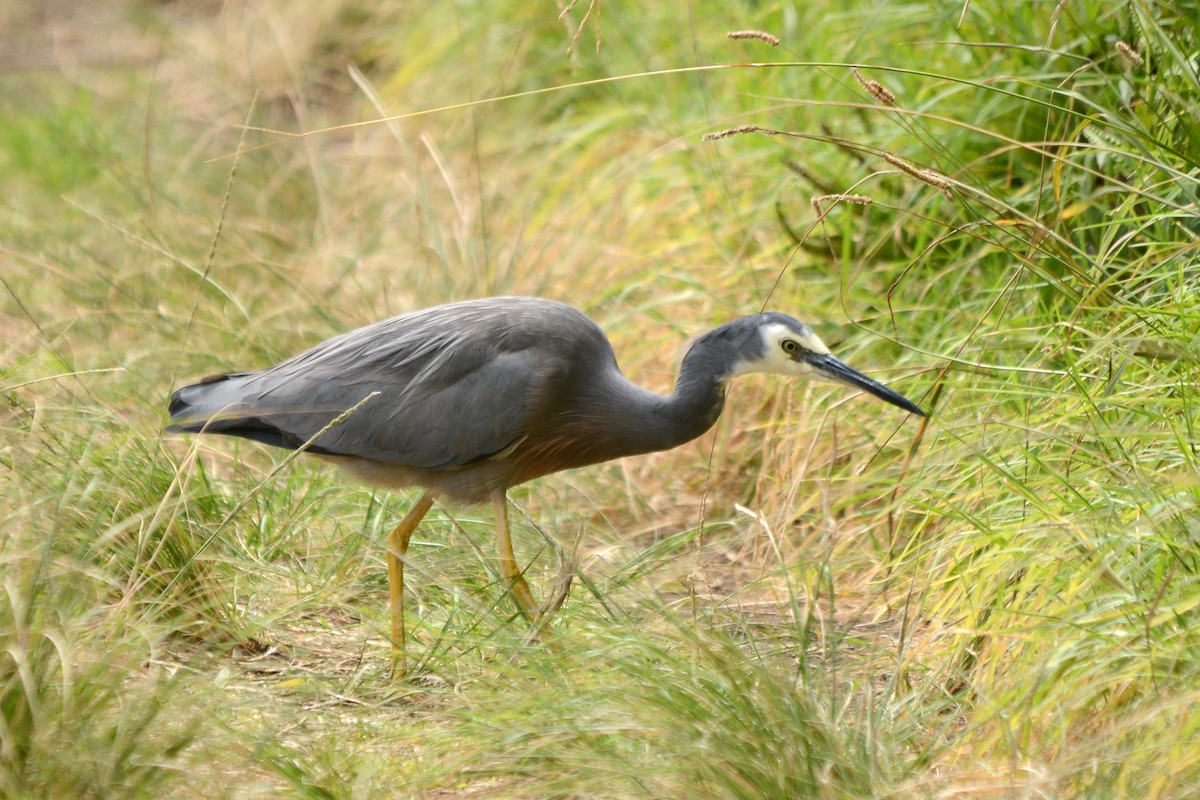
[168,297,924,505]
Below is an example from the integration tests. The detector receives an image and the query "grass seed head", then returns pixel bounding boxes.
[701,125,777,141]
[811,193,875,220]
[882,152,953,198]
[851,67,896,106]
[726,30,781,47]
[813,193,874,207]
[1115,41,1143,68]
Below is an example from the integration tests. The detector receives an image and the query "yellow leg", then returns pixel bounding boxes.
[493,493,541,621]
[387,491,435,678]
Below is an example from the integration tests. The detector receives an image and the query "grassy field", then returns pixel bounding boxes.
[2,0,1199,796]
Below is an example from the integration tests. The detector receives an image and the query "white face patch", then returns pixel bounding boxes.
[729,322,832,378]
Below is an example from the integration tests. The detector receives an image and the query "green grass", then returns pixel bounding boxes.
[2,0,1199,796]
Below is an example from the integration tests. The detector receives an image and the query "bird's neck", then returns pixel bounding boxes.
[591,355,728,458]
[660,355,729,447]
[513,354,729,484]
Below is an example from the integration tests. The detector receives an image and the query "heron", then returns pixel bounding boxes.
[167,296,925,673]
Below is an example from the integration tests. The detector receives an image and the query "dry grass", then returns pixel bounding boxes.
[3,0,1199,797]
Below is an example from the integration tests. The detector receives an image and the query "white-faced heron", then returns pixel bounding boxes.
[167,296,925,673]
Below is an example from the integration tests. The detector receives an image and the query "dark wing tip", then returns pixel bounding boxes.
[167,385,195,420]
[168,373,236,421]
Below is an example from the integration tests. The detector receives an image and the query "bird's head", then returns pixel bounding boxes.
[691,313,926,416]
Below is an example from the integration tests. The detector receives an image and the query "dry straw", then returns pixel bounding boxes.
[726,30,781,47]
[851,67,896,106]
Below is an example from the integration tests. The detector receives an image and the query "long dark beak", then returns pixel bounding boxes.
[807,354,927,417]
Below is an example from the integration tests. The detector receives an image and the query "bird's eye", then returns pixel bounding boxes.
[781,339,800,354]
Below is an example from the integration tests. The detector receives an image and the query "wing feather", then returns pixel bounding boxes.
[168,297,601,470]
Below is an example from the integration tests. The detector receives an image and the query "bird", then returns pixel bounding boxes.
[167,296,925,674]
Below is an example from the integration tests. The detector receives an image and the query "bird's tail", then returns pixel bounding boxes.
[166,372,303,451]
[166,373,243,433]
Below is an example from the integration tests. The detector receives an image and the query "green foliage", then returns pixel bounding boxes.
[418,626,898,799]
[0,503,199,798]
